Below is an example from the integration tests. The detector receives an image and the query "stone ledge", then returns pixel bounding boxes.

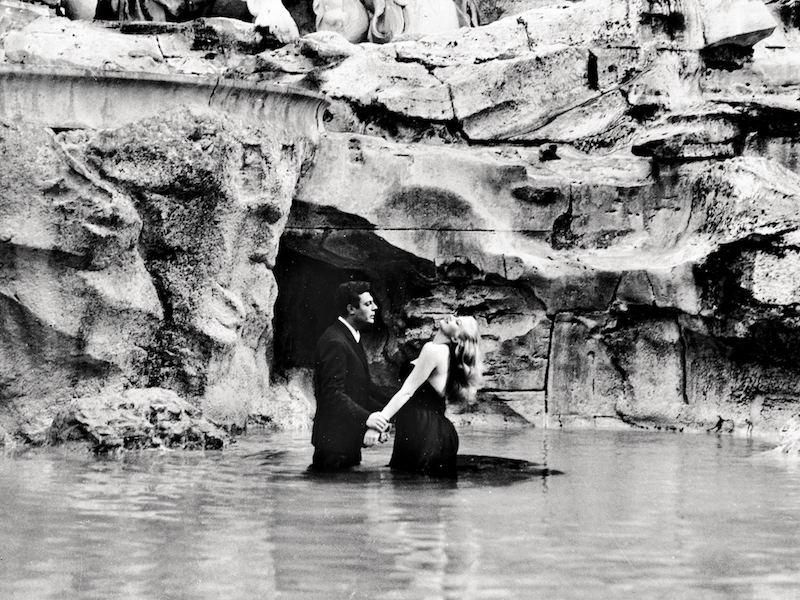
[0,64,328,139]
[547,414,641,431]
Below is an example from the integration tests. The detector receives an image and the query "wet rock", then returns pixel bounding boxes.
[80,108,314,426]
[0,120,162,429]
[678,327,800,435]
[4,0,800,441]
[698,45,800,108]
[603,318,687,426]
[770,415,800,455]
[525,91,632,149]
[0,108,315,437]
[249,368,315,429]
[48,388,227,452]
[724,245,800,306]
[266,0,779,141]
[17,415,54,445]
[546,313,623,420]
[614,270,657,307]
[0,13,264,74]
[743,133,800,175]
[624,50,704,112]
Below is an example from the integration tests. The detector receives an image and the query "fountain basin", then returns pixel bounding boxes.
[0,65,327,139]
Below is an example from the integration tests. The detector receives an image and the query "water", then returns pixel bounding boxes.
[1,428,798,600]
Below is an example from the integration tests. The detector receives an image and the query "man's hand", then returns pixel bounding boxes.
[362,428,381,447]
[366,412,389,432]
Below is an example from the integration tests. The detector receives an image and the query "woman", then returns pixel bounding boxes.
[378,314,481,477]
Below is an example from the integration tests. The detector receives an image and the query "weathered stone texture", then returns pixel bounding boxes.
[546,313,623,421]
[317,52,455,121]
[295,133,569,236]
[1,107,314,440]
[79,109,313,425]
[3,0,800,441]
[603,318,687,425]
[435,45,596,140]
[49,387,228,452]
[738,248,800,305]
[0,120,162,437]
[768,415,800,456]
[5,17,169,71]
[391,17,530,67]
[0,0,51,39]
[397,285,551,391]
[688,158,800,245]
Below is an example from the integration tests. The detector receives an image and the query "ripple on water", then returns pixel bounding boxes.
[1,429,799,600]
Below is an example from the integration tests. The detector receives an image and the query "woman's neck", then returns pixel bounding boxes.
[432,330,451,345]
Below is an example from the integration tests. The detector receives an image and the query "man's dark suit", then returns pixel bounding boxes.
[311,320,387,470]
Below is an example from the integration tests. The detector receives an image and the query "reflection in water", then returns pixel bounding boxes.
[1,429,799,599]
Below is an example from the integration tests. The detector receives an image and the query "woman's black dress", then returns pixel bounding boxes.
[389,378,459,478]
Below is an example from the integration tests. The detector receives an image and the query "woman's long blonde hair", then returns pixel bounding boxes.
[447,316,482,403]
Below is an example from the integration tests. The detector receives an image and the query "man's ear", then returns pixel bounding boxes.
[346,303,356,316]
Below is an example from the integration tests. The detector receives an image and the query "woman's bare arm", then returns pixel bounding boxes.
[380,343,447,421]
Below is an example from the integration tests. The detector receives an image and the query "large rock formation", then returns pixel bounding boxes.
[1,96,317,440]
[2,0,800,443]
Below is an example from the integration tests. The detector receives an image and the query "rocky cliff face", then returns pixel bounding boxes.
[2,0,799,444]
[0,73,318,441]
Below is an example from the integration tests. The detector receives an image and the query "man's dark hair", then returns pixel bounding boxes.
[335,281,372,317]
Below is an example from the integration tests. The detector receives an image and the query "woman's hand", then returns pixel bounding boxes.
[366,412,389,432]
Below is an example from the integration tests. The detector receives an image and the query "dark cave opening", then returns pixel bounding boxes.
[271,215,438,386]
[271,242,379,375]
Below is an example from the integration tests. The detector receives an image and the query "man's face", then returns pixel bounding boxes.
[349,292,378,329]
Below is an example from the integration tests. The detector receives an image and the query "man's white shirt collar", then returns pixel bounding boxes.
[338,316,361,343]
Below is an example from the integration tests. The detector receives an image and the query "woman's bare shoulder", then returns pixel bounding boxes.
[419,341,450,360]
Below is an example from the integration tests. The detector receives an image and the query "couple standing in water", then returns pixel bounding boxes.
[311,281,481,477]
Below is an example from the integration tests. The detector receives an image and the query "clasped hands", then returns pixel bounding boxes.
[363,412,390,447]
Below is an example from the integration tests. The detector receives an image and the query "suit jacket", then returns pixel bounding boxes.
[312,320,387,458]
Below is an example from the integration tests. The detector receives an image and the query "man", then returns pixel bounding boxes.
[311,281,390,471]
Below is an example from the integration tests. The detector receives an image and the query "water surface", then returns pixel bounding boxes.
[1,428,798,599]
